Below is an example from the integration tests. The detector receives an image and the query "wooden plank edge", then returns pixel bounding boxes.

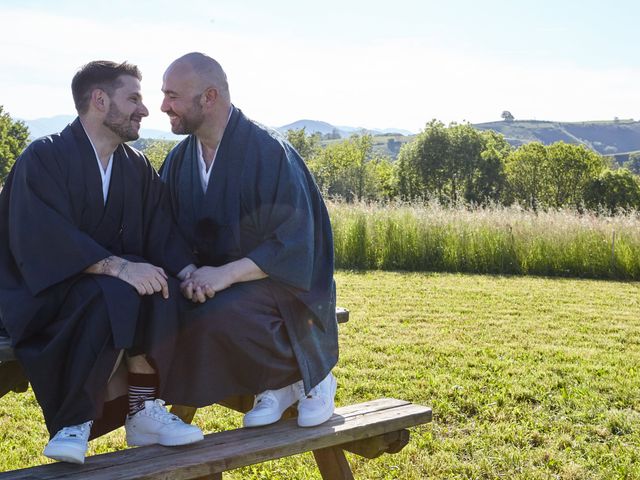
[30,404,432,480]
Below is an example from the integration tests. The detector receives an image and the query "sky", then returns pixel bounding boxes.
[1,0,640,133]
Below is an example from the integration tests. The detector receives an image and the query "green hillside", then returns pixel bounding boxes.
[313,119,640,161]
[320,134,413,159]
[474,119,640,155]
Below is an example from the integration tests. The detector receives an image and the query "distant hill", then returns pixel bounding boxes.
[23,116,412,144]
[22,115,183,141]
[22,115,640,159]
[277,119,342,136]
[22,115,75,139]
[276,119,413,137]
[474,119,640,155]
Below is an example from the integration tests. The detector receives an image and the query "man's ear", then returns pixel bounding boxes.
[90,88,108,113]
[202,87,219,106]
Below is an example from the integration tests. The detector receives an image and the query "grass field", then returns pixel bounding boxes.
[1,271,639,479]
[330,202,640,280]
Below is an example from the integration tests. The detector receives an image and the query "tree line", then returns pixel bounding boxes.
[288,121,640,213]
[1,105,639,213]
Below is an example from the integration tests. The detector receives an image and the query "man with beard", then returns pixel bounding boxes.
[0,61,203,465]
[159,53,338,428]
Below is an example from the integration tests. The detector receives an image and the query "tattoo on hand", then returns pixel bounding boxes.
[100,257,114,274]
[116,260,129,279]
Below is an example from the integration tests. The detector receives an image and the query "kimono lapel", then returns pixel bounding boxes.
[173,136,203,246]
[199,107,245,222]
[67,119,108,234]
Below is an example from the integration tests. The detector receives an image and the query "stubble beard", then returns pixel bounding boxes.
[170,97,205,135]
[103,103,140,142]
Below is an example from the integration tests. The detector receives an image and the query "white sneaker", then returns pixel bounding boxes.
[296,373,337,427]
[243,384,298,428]
[125,399,204,447]
[43,420,93,464]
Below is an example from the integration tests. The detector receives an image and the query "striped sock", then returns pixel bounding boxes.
[128,372,158,416]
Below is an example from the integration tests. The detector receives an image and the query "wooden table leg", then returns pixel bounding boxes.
[0,361,28,398]
[313,446,355,480]
[170,404,198,424]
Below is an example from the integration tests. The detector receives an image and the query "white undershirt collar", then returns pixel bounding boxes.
[197,107,233,193]
[196,140,219,193]
[79,120,113,205]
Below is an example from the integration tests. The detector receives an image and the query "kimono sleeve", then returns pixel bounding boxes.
[243,147,316,291]
[8,145,112,295]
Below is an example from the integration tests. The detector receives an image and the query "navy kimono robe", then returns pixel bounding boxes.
[160,106,338,406]
[0,118,192,437]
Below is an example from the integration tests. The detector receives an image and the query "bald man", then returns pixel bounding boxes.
[159,53,338,428]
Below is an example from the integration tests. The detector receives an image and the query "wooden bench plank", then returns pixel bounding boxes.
[0,398,432,480]
[2,399,413,479]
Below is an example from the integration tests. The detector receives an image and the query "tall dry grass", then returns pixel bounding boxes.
[328,200,640,279]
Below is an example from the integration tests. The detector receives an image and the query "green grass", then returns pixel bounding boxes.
[329,202,640,280]
[1,271,639,479]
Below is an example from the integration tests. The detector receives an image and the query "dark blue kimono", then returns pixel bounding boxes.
[160,106,338,406]
[0,119,192,437]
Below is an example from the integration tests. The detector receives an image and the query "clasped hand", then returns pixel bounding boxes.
[180,266,232,303]
[118,261,169,299]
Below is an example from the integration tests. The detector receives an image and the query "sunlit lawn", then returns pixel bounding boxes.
[1,271,639,479]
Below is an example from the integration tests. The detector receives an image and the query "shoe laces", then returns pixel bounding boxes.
[255,390,278,407]
[57,421,92,439]
[293,380,316,401]
[306,385,322,400]
[301,376,333,402]
[146,399,182,424]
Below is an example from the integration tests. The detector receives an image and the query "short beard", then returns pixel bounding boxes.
[103,103,139,142]
[171,95,205,135]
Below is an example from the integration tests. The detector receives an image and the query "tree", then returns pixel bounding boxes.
[0,106,30,185]
[322,128,341,140]
[386,138,402,155]
[623,152,640,175]
[501,111,515,122]
[365,156,397,200]
[468,130,511,204]
[584,168,640,213]
[396,120,450,200]
[544,142,606,208]
[505,142,606,209]
[504,142,548,209]
[131,138,178,172]
[396,121,509,204]
[143,139,178,172]
[307,134,375,201]
[447,123,486,203]
[396,140,424,200]
[286,128,320,162]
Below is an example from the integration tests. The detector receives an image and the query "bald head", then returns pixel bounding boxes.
[166,52,230,102]
[161,53,232,137]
